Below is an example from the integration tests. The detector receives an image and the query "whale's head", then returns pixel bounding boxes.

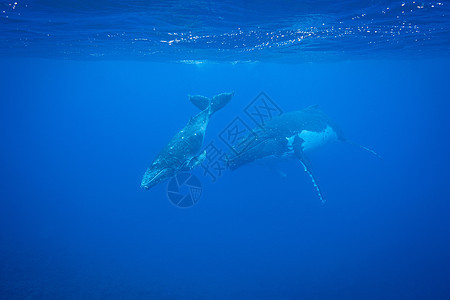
[141,164,174,190]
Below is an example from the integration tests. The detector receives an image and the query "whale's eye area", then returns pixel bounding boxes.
[143,185,149,190]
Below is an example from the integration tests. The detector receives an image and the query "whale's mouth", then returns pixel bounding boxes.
[141,168,172,190]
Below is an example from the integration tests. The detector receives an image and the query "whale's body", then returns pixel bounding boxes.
[228,105,377,202]
[228,105,345,170]
[141,92,233,190]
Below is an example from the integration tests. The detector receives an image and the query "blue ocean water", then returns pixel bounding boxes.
[1,1,450,299]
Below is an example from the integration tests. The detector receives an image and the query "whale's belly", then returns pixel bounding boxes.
[299,125,338,151]
[286,125,338,153]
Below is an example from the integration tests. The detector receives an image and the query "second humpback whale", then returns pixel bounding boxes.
[227,105,379,202]
[141,92,234,190]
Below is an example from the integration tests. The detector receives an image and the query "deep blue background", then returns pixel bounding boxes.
[1,58,450,298]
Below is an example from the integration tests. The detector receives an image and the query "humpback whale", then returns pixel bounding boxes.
[141,92,234,190]
[227,105,379,202]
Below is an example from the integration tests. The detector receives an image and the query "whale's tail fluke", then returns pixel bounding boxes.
[189,92,234,116]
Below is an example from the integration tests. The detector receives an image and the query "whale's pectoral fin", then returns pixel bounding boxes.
[293,139,325,204]
[182,150,207,171]
[346,140,382,159]
[189,150,207,169]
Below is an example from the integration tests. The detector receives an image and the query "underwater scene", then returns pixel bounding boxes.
[1,0,450,299]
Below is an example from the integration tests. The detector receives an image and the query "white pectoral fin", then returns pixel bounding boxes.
[195,150,207,167]
[346,140,382,160]
[298,159,325,204]
[295,150,325,204]
[183,150,207,171]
